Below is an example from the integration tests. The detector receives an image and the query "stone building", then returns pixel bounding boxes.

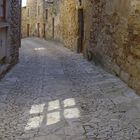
[21,0,48,38]
[21,0,140,95]
[45,0,91,53]
[0,0,21,77]
[44,0,82,52]
[21,0,37,37]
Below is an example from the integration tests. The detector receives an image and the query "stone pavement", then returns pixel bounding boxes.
[0,38,140,140]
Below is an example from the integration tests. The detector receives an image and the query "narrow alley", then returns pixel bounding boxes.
[0,38,140,140]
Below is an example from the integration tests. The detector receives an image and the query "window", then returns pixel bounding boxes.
[27,8,30,17]
[46,9,48,20]
[0,0,6,20]
[38,6,40,15]
[79,0,82,5]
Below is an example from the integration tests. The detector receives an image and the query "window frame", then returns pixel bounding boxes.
[46,9,48,20]
[0,0,6,20]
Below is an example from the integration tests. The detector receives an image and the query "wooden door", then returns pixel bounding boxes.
[43,24,46,38]
[37,23,40,37]
[27,24,30,37]
[52,18,54,38]
[77,8,84,53]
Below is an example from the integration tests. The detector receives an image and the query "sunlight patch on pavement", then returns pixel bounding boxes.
[48,100,60,111]
[25,116,43,130]
[63,98,76,107]
[25,98,80,131]
[64,108,80,119]
[46,112,60,125]
[30,104,45,114]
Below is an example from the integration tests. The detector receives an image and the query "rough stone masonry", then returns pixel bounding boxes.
[87,0,140,95]
[0,0,21,77]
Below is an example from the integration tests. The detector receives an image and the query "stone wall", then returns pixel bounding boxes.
[86,0,140,95]
[59,0,78,51]
[21,7,27,38]
[9,0,21,64]
[82,0,93,55]
[0,0,21,77]
[44,3,55,40]
[36,0,47,38]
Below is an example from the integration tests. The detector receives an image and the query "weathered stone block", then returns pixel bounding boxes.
[120,70,130,83]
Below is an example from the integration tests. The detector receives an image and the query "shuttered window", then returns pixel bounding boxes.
[46,9,48,20]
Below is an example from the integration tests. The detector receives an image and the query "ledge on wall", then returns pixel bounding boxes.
[0,22,9,28]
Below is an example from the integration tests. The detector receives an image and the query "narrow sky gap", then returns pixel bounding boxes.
[22,0,27,7]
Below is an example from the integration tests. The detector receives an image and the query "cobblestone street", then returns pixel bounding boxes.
[0,38,140,140]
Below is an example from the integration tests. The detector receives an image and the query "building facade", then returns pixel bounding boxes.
[21,0,48,38]
[0,0,21,77]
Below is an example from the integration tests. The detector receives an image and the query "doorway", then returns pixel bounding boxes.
[52,18,54,39]
[37,23,40,37]
[27,24,30,37]
[43,24,46,38]
[77,8,84,53]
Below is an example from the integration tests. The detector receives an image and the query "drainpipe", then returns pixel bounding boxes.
[52,17,54,39]
[77,0,84,53]
[19,0,22,47]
